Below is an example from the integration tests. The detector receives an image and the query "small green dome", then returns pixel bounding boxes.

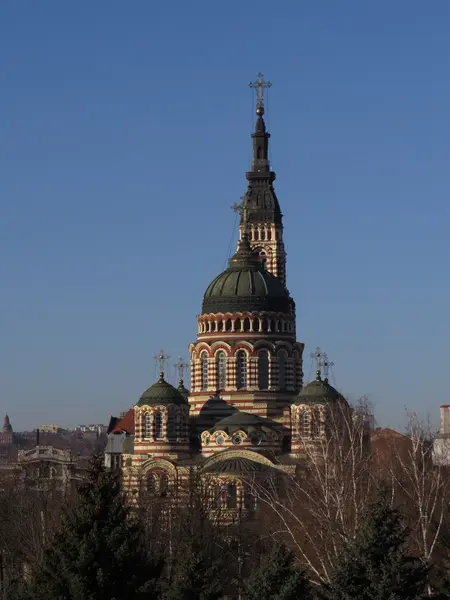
[137,374,187,406]
[202,235,292,315]
[295,371,345,405]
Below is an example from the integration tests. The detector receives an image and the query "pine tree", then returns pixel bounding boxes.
[318,487,429,600]
[165,544,222,600]
[17,456,162,600]
[242,542,312,600]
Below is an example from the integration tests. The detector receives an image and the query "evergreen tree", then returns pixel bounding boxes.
[242,542,312,600]
[318,487,428,600]
[165,544,222,600]
[17,456,162,600]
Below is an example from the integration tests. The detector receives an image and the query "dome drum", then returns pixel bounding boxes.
[197,312,296,337]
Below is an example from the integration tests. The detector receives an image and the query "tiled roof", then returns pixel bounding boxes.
[112,409,134,434]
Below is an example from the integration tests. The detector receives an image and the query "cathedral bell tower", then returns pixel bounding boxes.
[189,74,304,435]
[243,73,287,286]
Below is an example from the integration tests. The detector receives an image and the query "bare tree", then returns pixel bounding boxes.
[250,397,374,584]
[378,411,449,595]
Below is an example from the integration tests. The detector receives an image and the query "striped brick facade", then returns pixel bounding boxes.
[241,223,287,286]
[133,403,190,460]
[115,88,353,512]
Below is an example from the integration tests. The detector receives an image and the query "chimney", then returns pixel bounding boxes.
[36,428,40,447]
[439,406,450,435]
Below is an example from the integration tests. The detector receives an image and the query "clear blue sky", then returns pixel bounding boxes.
[1,1,449,431]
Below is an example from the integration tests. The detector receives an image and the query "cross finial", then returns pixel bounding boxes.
[322,352,335,382]
[153,348,170,379]
[231,195,248,228]
[310,346,323,380]
[174,357,189,382]
[249,73,272,114]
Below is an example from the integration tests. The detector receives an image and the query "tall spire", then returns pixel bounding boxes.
[243,73,286,284]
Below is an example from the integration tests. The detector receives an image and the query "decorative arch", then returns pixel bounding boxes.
[145,469,169,496]
[210,341,232,355]
[232,341,254,355]
[141,457,177,475]
[253,340,275,353]
[274,340,293,353]
[201,448,278,471]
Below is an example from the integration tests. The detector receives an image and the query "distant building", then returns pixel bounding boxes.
[75,424,107,435]
[0,415,13,445]
[39,424,62,434]
[433,405,450,465]
[104,411,134,470]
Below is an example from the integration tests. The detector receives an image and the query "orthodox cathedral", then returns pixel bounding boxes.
[108,75,348,501]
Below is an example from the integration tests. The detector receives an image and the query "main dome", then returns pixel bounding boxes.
[202,234,292,315]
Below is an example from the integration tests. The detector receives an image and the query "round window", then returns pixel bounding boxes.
[232,434,242,445]
[216,435,225,445]
[204,436,210,446]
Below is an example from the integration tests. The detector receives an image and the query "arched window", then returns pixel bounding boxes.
[236,350,247,389]
[258,350,269,390]
[311,410,320,438]
[167,408,177,439]
[145,413,151,438]
[257,146,263,159]
[154,410,163,439]
[278,349,288,389]
[201,352,208,390]
[216,351,226,390]
[300,411,310,436]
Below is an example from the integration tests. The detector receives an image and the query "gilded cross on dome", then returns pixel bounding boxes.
[310,346,323,380]
[322,353,335,381]
[153,348,170,378]
[174,357,189,381]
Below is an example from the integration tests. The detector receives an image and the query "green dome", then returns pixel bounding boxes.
[202,235,292,315]
[295,372,345,405]
[137,374,187,406]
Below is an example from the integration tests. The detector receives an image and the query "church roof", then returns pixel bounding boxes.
[111,409,135,434]
[137,373,187,407]
[210,411,278,435]
[202,234,292,315]
[295,372,346,405]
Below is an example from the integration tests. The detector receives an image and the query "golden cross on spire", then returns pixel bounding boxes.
[249,72,272,111]
[231,195,248,228]
[174,357,189,381]
[153,348,170,378]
